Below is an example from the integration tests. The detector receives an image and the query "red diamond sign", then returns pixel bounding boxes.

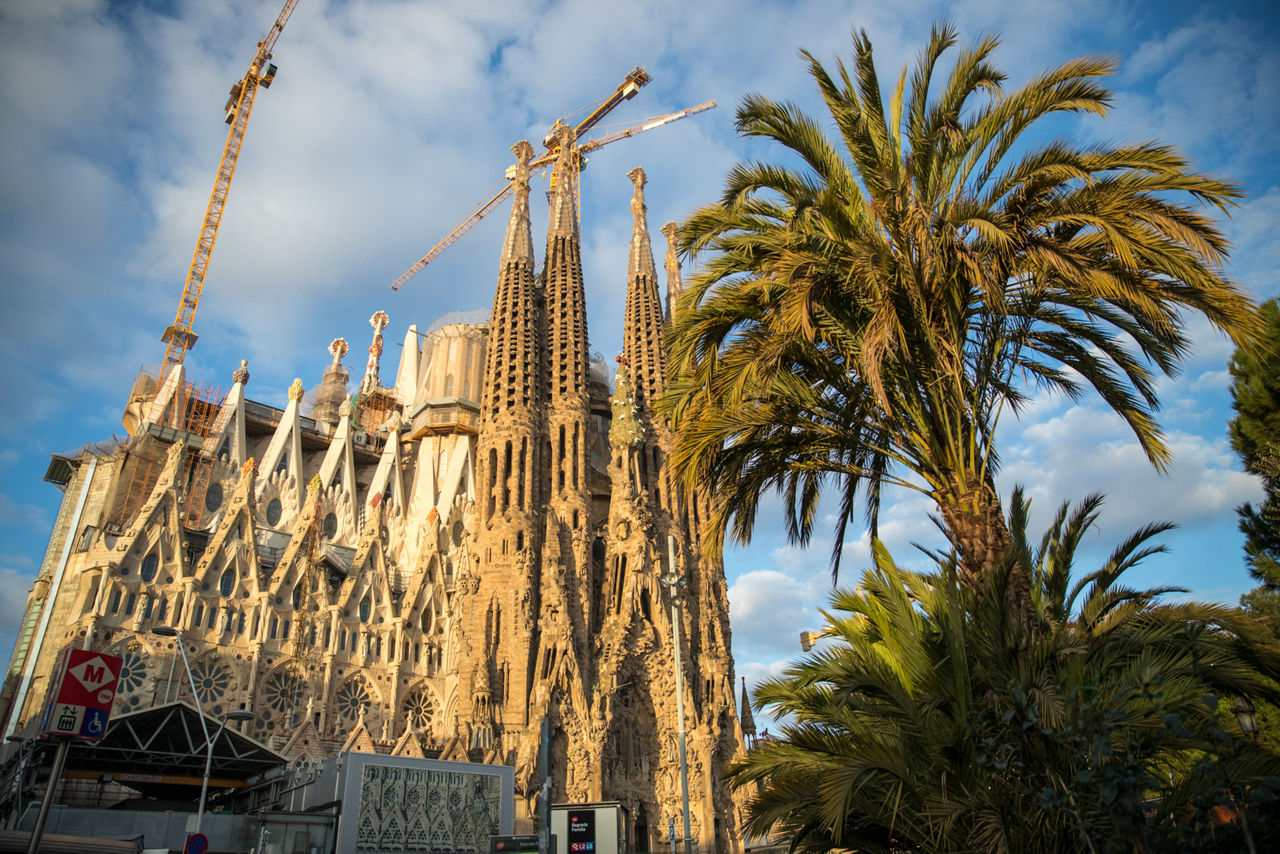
[69,655,116,697]
[41,648,121,741]
[55,649,121,710]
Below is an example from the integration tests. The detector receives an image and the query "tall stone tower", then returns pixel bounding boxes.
[459,128,610,811]
[594,168,743,851]
[463,138,545,760]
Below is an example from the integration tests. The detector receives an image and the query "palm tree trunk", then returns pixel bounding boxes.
[938,477,1033,630]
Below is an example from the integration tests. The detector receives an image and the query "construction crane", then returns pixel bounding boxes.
[390,69,715,291]
[391,99,715,291]
[160,0,300,372]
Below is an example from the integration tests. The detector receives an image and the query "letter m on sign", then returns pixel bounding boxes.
[56,649,123,710]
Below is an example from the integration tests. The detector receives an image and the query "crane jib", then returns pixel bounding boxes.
[390,79,717,292]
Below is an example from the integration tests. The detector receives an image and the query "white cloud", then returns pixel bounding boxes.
[1230,187,1280,300]
[727,533,834,684]
[998,399,1262,539]
[1109,14,1280,176]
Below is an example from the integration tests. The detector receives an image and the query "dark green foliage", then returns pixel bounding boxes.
[1232,299,1280,759]
[730,491,1280,853]
[1230,298,1280,589]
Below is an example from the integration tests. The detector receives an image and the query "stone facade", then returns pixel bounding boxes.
[0,146,744,852]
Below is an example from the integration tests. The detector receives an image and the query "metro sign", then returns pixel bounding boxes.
[41,648,122,741]
[66,655,118,703]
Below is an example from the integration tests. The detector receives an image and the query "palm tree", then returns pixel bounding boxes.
[661,24,1262,588]
[730,491,1280,853]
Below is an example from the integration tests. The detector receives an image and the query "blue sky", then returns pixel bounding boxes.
[1,0,1277,699]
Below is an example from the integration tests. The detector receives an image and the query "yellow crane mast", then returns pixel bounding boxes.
[390,69,716,291]
[161,0,300,372]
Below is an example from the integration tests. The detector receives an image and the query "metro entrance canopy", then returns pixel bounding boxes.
[55,701,285,797]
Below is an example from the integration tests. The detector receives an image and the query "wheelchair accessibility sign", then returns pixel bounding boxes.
[41,649,122,742]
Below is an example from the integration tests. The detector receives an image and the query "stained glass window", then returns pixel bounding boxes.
[403,687,435,730]
[204,483,224,513]
[190,659,230,704]
[337,679,371,722]
[140,552,158,583]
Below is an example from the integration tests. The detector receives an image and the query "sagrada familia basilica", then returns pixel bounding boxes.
[0,130,749,851]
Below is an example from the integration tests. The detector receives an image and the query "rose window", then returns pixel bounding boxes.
[403,688,435,730]
[117,649,147,695]
[336,679,371,722]
[264,671,302,713]
[404,784,423,811]
[190,659,230,705]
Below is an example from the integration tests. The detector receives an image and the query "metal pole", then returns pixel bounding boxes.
[664,535,694,854]
[26,739,69,854]
[5,737,27,831]
[199,718,232,839]
[171,635,211,835]
[538,716,552,854]
[164,648,178,704]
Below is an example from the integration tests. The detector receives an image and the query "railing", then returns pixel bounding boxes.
[425,308,490,335]
[410,399,480,435]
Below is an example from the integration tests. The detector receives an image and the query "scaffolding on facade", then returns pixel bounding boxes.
[105,370,226,534]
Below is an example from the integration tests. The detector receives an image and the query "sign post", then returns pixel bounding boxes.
[538,717,551,854]
[26,648,121,854]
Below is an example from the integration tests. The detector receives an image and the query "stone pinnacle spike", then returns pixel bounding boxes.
[501,140,537,266]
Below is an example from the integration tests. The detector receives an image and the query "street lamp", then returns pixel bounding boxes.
[150,625,203,728]
[658,535,695,854]
[151,626,254,836]
[1234,698,1259,740]
[200,710,255,832]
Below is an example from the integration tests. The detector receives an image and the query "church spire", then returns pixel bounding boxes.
[360,310,390,394]
[627,168,657,281]
[479,140,539,424]
[476,140,542,525]
[544,124,590,406]
[547,125,579,239]
[740,676,756,742]
[661,221,683,324]
[622,168,666,407]
[502,140,536,265]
